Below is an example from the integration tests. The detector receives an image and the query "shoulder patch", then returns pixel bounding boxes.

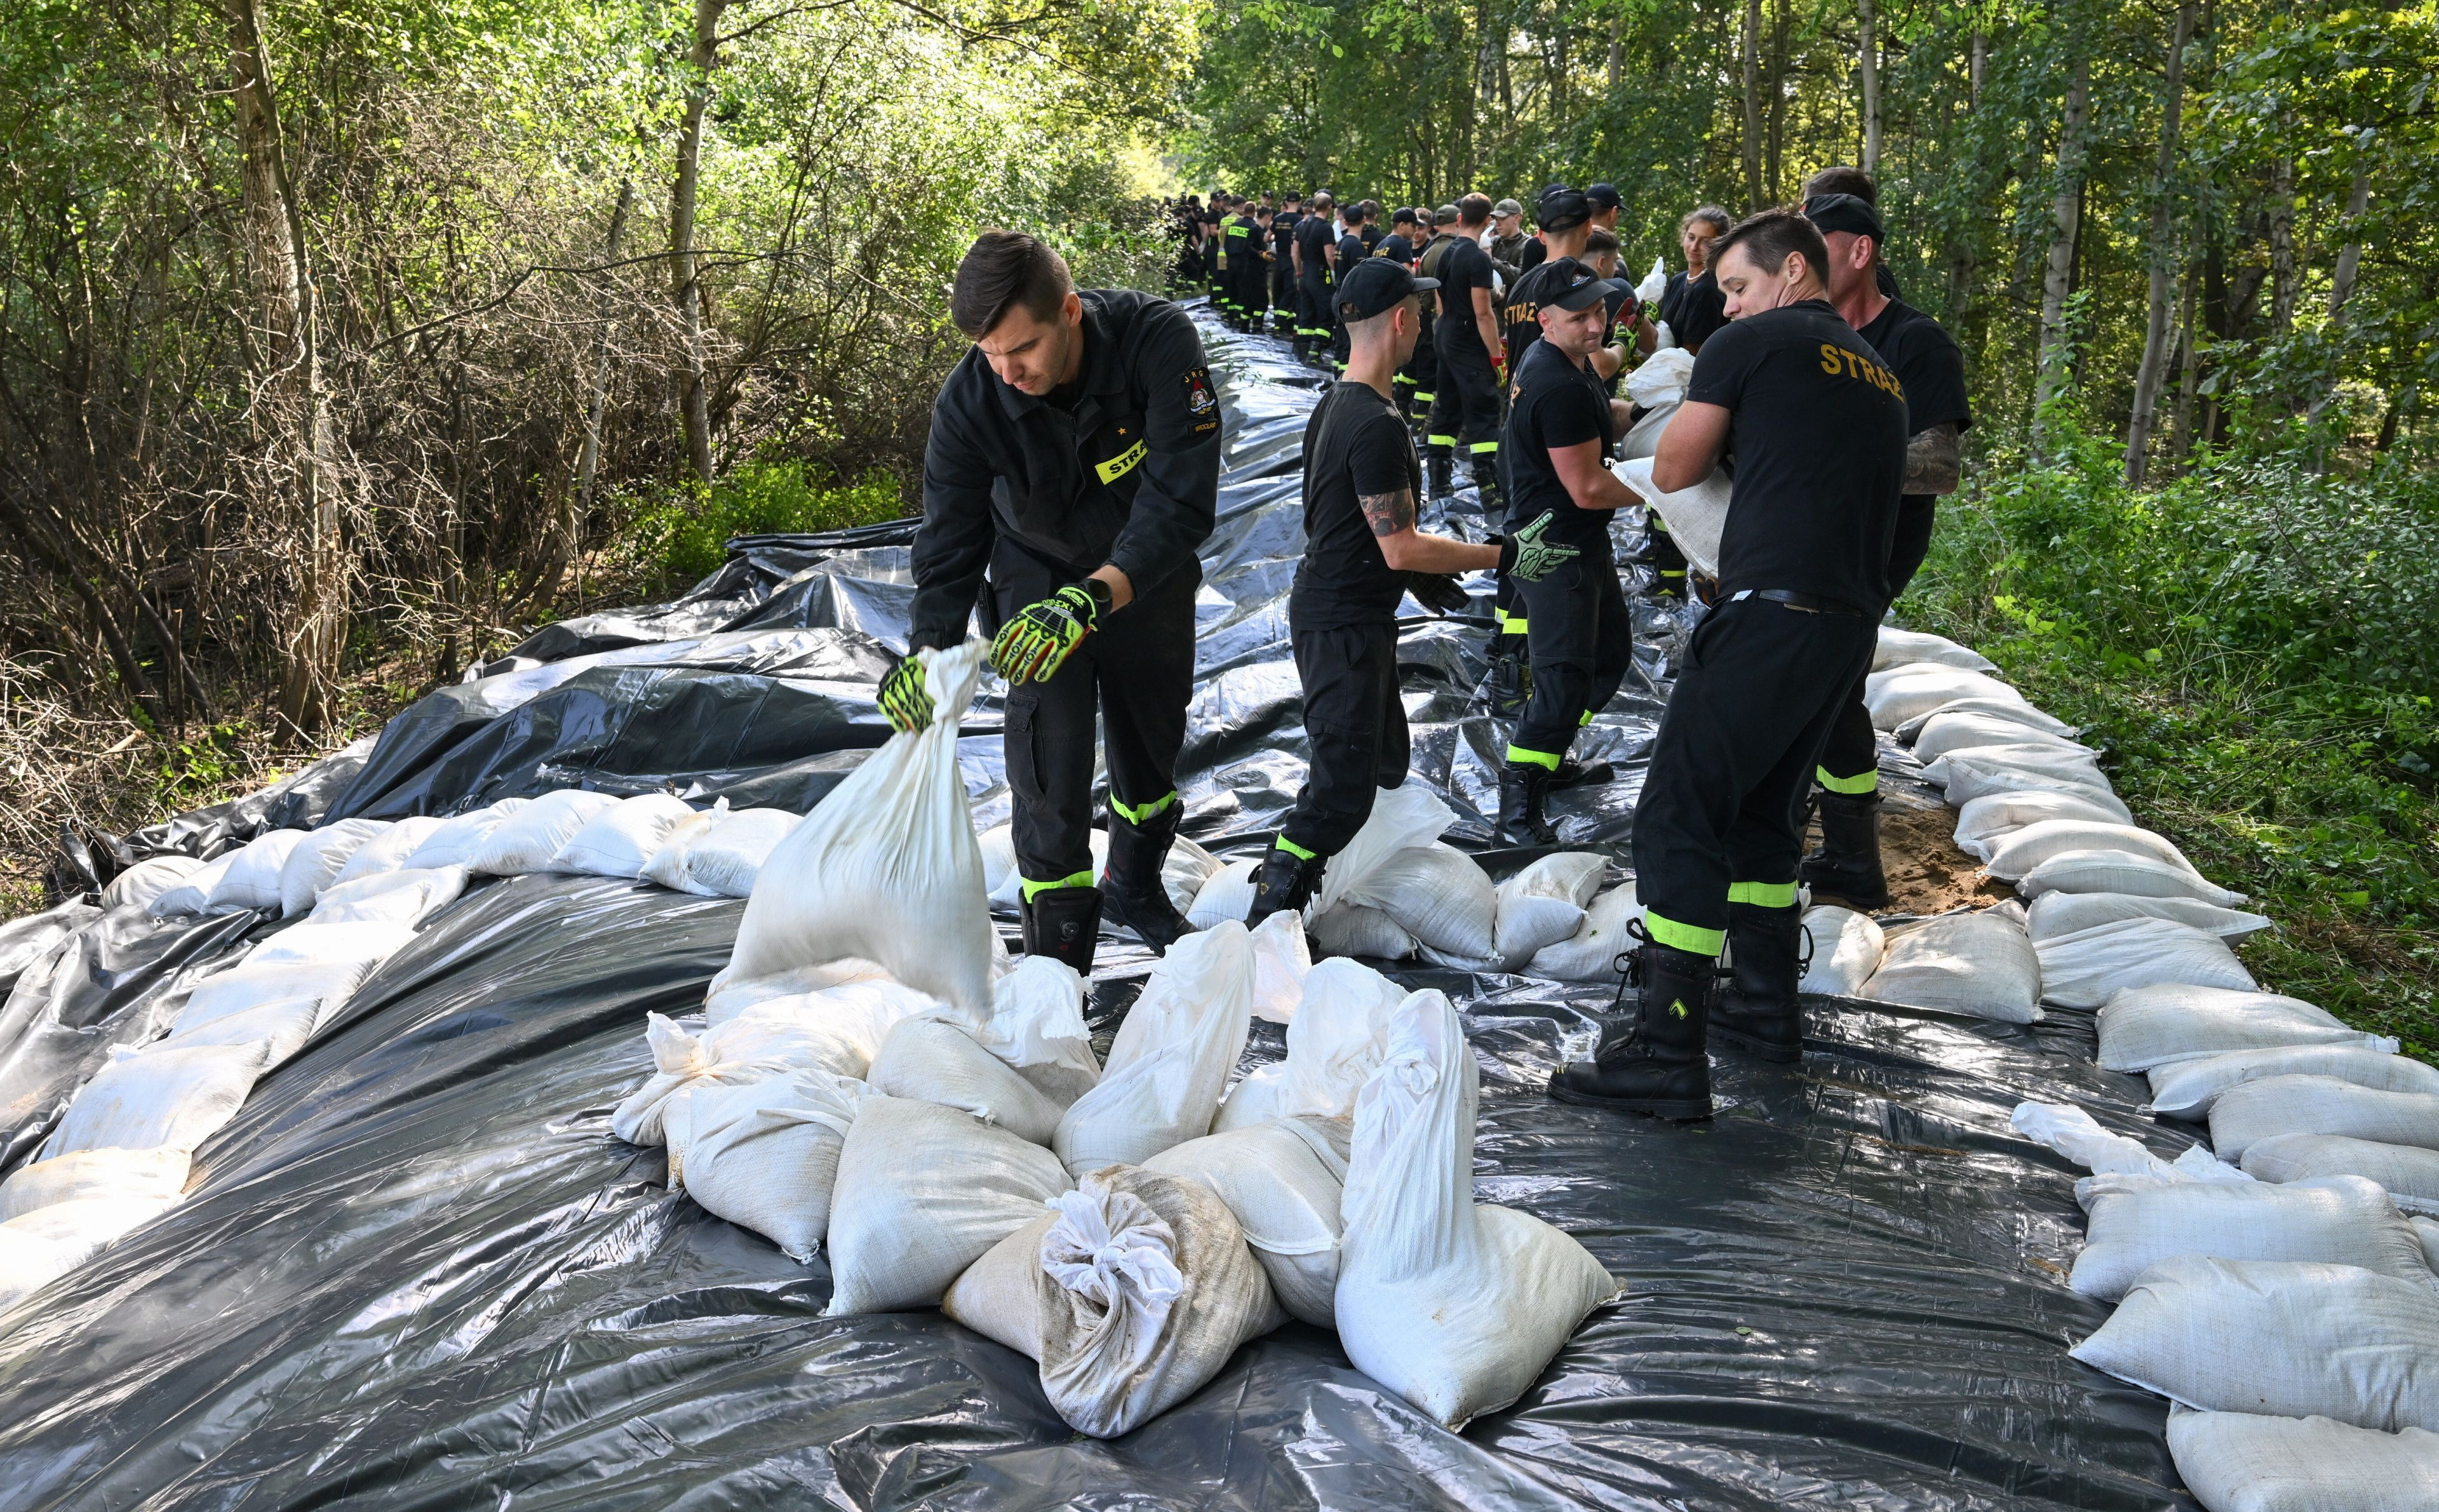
[1181,366,1220,435]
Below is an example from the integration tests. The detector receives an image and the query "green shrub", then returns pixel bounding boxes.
[628,462,906,586]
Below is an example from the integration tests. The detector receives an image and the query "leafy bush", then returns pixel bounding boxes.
[626,462,907,587]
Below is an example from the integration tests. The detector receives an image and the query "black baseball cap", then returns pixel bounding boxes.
[1392,206,1420,227]
[1804,191,1885,242]
[1585,182,1620,211]
[1336,257,1439,321]
[1536,185,1592,233]
[1538,256,1629,314]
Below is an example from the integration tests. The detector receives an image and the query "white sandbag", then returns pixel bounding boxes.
[971,955,1101,1107]
[1213,956,1406,1135]
[1911,711,2097,767]
[823,1094,1073,1315]
[1933,758,2124,811]
[2150,1045,2439,1121]
[1164,834,1222,914]
[329,815,445,886]
[1799,905,1885,997]
[308,866,467,929]
[2100,984,2388,1073]
[701,970,933,1036]
[2026,890,2274,944]
[146,853,236,918]
[726,643,993,1017]
[1613,455,1728,577]
[1346,843,1495,960]
[1493,852,1606,970]
[249,921,417,970]
[1247,909,1313,1024]
[0,1146,190,1222]
[1526,883,1645,982]
[167,992,324,1067]
[1953,790,2134,858]
[2012,1100,2240,1185]
[866,1017,1066,1146]
[1306,900,1416,960]
[2033,918,2256,1009]
[175,959,371,1038]
[1185,858,1256,930]
[1336,989,1621,1430]
[401,801,527,871]
[682,812,815,906]
[1054,921,1255,1173]
[1623,344,1695,406]
[2167,1409,2439,1512]
[1148,1118,1348,1327]
[941,1211,1057,1358]
[0,1193,185,1311]
[548,794,700,878]
[104,854,203,913]
[2071,1255,2439,1431]
[2068,1174,2433,1301]
[1617,398,1674,462]
[2245,1135,2439,1216]
[203,829,310,913]
[1923,744,2111,800]
[1872,626,1998,674]
[2419,1216,2439,1273]
[1862,909,2043,1023]
[1894,696,2078,744]
[1982,820,2198,882]
[48,1040,269,1156]
[2016,848,2246,907]
[665,1067,865,1261]
[274,819,392,916]
[2210,1076,2439,1163]
[635,799,729,892]
[469,789,619,876]
[1865,665,2027,732]
[610,1007,869,1146]
[1030,1165,1282,1438]
[1311,784,1452,918]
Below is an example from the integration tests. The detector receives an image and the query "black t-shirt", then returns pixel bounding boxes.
[1517,236,1548,274]
[1660,269,1728,352]
[1294,215,1334,283]
[1501,338,1618,553]
[1686,299,1909,608]
[1359,224,1383,253]
[1336,231,1367,281]
[1272,211,1301,261]
[1854,296,1971,516]
[1374,232,1414,265]
[1435,236,1495,353]
[1500,258,1572,385]
[1292,382,1420,627]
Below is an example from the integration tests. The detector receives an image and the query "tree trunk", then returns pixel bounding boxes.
[1765,0,1790,202]
[1858,0,1882,173]
[2123,0,2194,486]
[2327,167,2371,322]
[672,0,729,486]
[2031,54,2091,437]
[1740,0,1764,210]
[2268,154,2297,337]
[538,179,635,612]
[2168,265,2202,468]
[1607,18,1623,88]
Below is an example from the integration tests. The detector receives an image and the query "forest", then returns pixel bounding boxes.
[0,0,2432,1040]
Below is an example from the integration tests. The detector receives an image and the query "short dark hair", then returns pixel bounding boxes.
[1710,208,1829,286]
[950,231,1073,338]
[1801,166,1877,204]
[1681,204,1731,236]
[1585,226,1620,255]
[1456,192,1493,227]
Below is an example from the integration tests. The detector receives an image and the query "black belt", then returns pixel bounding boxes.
[1727,588,1874,619]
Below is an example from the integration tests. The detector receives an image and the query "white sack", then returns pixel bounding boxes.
[167,993,323,1067]
[1953,790,2134,858]
[275,819,391,916]
[611,1008,869,1146]
[1862,910,2043,1023]
[2068,1174,2433,1301]
[1893,696,2078,744]
[401,801,528,871]
[0,1146,189,1222]
[329,815,445,886]
[1865,666,2027,731]
[972,955,1101,1107]
[1164,834,1222,914]
[549,794,699,878]
[309,866,467,929]
[1147,1118,1348,1327]
[2016,848,2245,907]
[2419,1215,2439,1273]
[635,799,729,892]
[1213,955,1405,1135]
[1493,853,1606,970]
[1614,455,1728,578]
[147,853,235,918]
[469,789,619,876]
[2149,1045,2439,1121]
[726,642,993,1018]
[203,829,310,913]
[49,1040,269,1156]
[2167,1409,2439,1512]
[1247,909,1313,1025]
[1911,711,2097,767]
[2099,984,2389,1073]
[666,1067,865,1261]
[1618,399,1675,462]
[1623,344,1694,406]
[1932,758,2124,811]
[2033,918,2256,1010]
[2210,1075,2439,1163]
[1799,906,1886,997]
[679,808,802,897]
[175,959,372,1038]
[1872,627,1998,674]
[823,1094,1073,1315]
[1528,883,1646,982]
[250,921,416,970]
[941,1211,1057,1358]
[1982,820,2198,882]
[1185,858,1256,930]
[1923,744,2111,800]
[867,1017,1066,1146]
[104,854,203,913]
[1307,900,1416,960]
[2245,1135,2439,1216]
[1054,922,1254,1173]
[1312,784,1453,918]
[1346,843,1495,960]
[2071,1255,2439,1431]
[0,1193,184,1311]
[1335,989,1622,1431]
[2011,1101,2234,1185]
[2026,890,2274,944]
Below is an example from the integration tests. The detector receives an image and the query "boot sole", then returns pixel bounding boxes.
[1710,1023,1803,1064]
[1547,1076,1711,1121]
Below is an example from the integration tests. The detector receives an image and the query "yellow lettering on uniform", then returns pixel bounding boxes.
[1842,351,1863,378]
[1095,438,1148,485]
[1820,343,1843,374]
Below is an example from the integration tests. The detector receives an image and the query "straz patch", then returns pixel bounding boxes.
[1181,365,1220,435]
[1095,437,1148,485]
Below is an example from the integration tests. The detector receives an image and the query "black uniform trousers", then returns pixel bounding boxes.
[1296,271,1334,354]
[1427,330,1502,476]
[1815,500,1937,793]
[1001,562,1201,888]
[1397,316,1438,422]
[1280,616,1410,857]
[1630,597,1878,954]
[1271,262,1298,332]
[1507,549,1633,762]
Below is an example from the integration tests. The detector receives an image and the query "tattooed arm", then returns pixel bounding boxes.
[1361,488,1502,573]
[1904,422,1962,496]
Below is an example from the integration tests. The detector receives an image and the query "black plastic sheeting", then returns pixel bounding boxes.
[0,306,2200,1511]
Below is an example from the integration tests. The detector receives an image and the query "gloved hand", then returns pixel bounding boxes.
[1399,572,1472,616]
[989,584,1098,684]
[1496,511,1580,582]
[877,655,933,733]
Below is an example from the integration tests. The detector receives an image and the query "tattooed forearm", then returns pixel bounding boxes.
[1903,422,1962,496]
[1359,488,1417,537]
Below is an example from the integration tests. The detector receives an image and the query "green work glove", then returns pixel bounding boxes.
[1497,512,1580,582]
[877,655,933,733]
[989,584,1099,685]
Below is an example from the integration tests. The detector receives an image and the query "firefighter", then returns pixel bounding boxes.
[1293,192,1338,364]
[1270,194,1305,336]
[1422,194,1505,514]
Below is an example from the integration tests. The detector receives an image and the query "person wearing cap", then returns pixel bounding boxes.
[1270,194,1305,337]
[1586,183,1622,236]
[1425,194,1505,512]
[1326,203,1371,372]
[1292,192,1339,363]
[1374,208,1427,418]
[1550,210,1906,1121]
[1800,166,1903,299]
[1245,258,1578,923]
[1488,197,1529,284]
[1799,189,1971,909]
[888,232,1221,976]
[1494,257,1644,845]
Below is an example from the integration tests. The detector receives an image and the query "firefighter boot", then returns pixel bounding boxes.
[1710,900,1808,1063]
[1427,454,1454,498]
[1549,921,1715,1119]
[1552,756,1615,788]
[1101,802,1194,954]
[1496,761,1559,847]
[1802,790,1890,911]
[1021,885,1102,977]
[1244,840,1327,928]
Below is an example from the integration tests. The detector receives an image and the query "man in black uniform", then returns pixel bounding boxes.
[1800,191,1970,907]
[1374,208,1423,417]
[1202,194,1228,303]
[886,232,1221,975]
[1326,203,1369,373]
[1414,206,1460,479]
[1223,198,1263,330]
[1550,210,1907,1120]
[1801,166,1903,299]
[1293,192,1338,364]
[1244,259,1579,920]
[1270,195,1305,336]
[1424,194,1505,512]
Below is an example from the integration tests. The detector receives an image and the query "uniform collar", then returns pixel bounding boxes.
[991,293,1123,421]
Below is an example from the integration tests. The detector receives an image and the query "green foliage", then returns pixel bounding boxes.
[624,462,905,587]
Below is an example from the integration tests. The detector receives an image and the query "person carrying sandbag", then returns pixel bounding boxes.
[1551,210,1907,1119]
[884,232,1219,975]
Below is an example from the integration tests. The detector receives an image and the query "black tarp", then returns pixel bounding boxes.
[0,307,2199,1510]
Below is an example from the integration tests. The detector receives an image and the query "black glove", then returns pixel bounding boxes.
[1399,572,1472,616]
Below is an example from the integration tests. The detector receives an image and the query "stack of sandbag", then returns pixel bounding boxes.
[1799,904,1886,997]
[1524,880,1644,982]
[1862,905,2043,1022]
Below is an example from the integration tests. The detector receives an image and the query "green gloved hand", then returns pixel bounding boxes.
[989,584,1098,684]
[877,655,933,733]
[1496,512,1580,582]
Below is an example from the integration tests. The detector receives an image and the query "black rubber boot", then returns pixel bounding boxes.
[1244,842,1326,927]
[1552,756,1615,789]
[1021,885,1102,977]
[1102,806,1194,953]
[1473,467,1506,530]
[1496,762,1559,846]
[1484,645,1529,718]
[1427,455,1453,498]
[1549,923,1715,1119]
[1711,901,1809,1062]
[1801,790,1890,910]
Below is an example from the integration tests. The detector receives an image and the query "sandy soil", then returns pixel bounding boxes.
[1804,790,2013,916]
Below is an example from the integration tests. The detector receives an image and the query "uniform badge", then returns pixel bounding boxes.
[1182,366,1220,434]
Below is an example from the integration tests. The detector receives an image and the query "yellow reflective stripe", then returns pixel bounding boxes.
[1578,709,1595,726]
[1503,615,1528,633]
[1020,869,1096,901]
[1727,880,1799,907]
[1469,441,1500,454]
[1644,910,1726,956]
[1273,834,1316,860]
[1413,391,1436,403]
[1095,439,1148,485]
[1815,765,1879,795]
[1426,434,1457,446]
[1111,790,1178,825]
[1505,744,1560,770]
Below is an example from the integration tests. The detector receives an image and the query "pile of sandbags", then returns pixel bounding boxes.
[1862,905,2043,1022]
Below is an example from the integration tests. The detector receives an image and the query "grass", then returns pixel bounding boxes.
[617,460,905,589]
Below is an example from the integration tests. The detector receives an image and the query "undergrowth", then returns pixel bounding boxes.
[614,460,905,590]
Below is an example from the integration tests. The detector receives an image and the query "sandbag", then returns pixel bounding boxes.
[1054,922,1255,1173]
[1247,909,1313,1024]
[1953,789,2134,859]
[328,814,445,886]
[1865,666,2027,731]
[147,853,235,918]
[867,1017,1066,1146]
[1212,955,1405,1135]
[1493,852,1606,970]
[1799,905,1886,997]
[1932,757,2125,810]
[549,794,700,878]
[1863,909,2043,1023]
[2149,1045,2439,1121]
[1185,858,1256,930]
[2099,984,2389,1073]
[275,819,391,916]
[468,789,619,876]
[635,799,729,892]
[1613,455,1728,577]
[1310,784,1452,918]
[0,1193,185,1312]
[823,1094,1073,1315]
[971,954,1101,1107]
[1336,989,1622,1430]
[1911,712,2097,767]
[2033,917,2256,1009]
[1982,820,2198,883]
[2244,1135,2439,1216]
[103,854,203,913]
[2068,1174,2433,1301]
[2071,1255,2439,1431]
[1306,900,1416,960]
[1872,627,1998,674]
[610,1008,868,1146]
[175,959,372,1038]
[308,866,467,929]
[1163,834,1222,914]
[1345,843,1495,960]
[2017,848,2245,907]
[0,1146,189,1222]
[674,806,800,897]
[1923,744,2111,801]
[402,801,530,871]
[2026,890,2274,945]
[2210,1076,2439,1163]
[1148,1118,1348,1328]
[727,643,993,1019]
[203,828,310,913]
[2419,1216,2439,1273]
[1527,883,1645,982]
[1617,399,1674,462]
[2167,1409,2439,1512]
[48,1040,269,1156]
[666,1067,866,1261]
[166,993,324,1067]
[250,921,417,970]
[2014,1100,2246,1186]
[1623,344,1694,407]
[1893,696,2077,744]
